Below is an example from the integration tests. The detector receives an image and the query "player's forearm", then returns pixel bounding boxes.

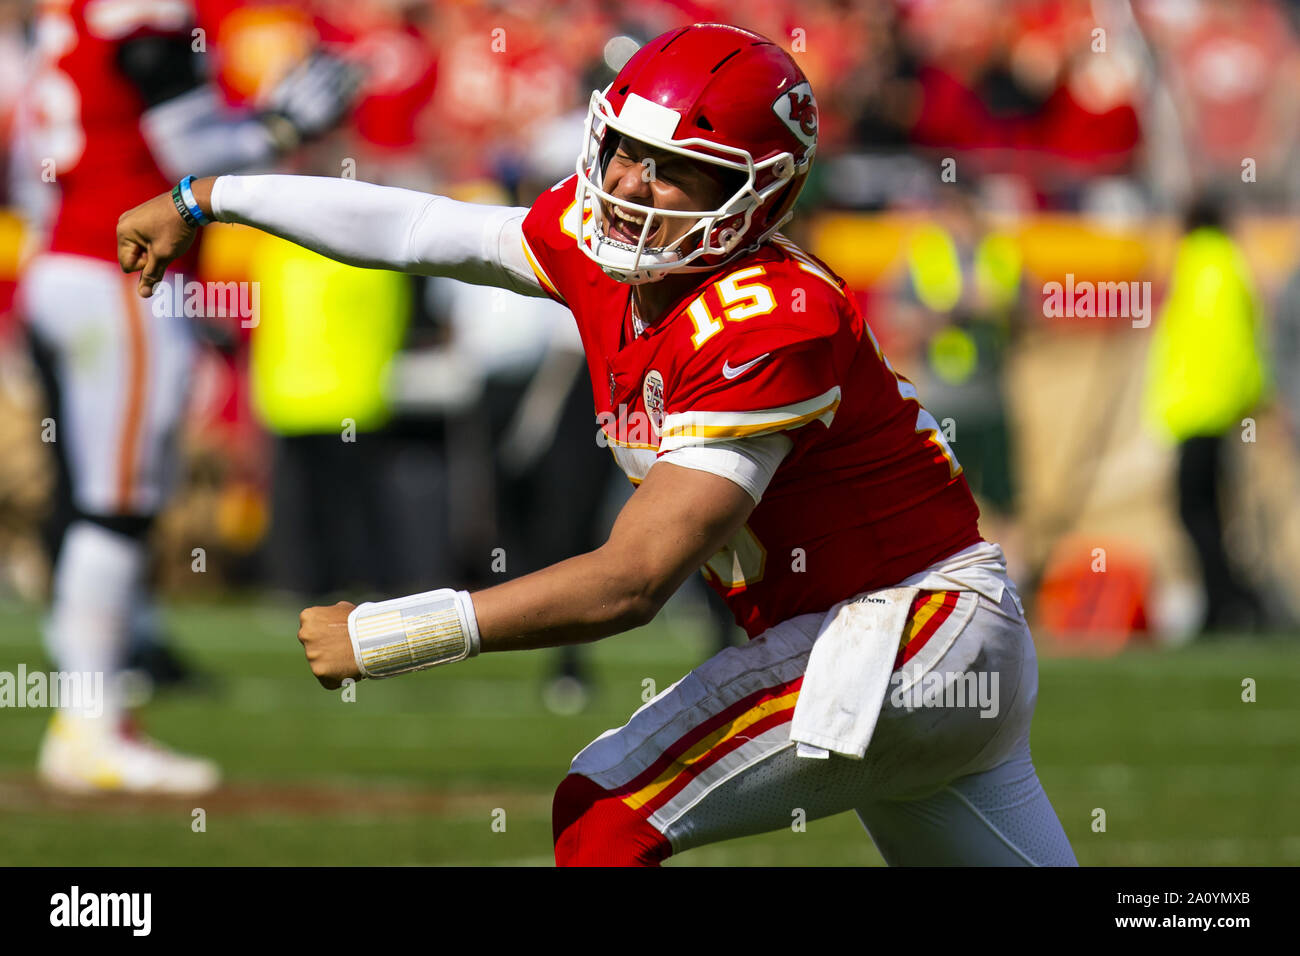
[470,545,675,652]
[205,174,431,271]
[470,463,756,653]
[201,174,544,294]
[302,464,754,687]
[330,551,662,687]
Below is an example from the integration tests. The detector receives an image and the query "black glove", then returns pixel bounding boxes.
[259,50,364,151]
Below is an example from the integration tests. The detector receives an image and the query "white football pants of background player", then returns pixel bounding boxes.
[21,252,217,793]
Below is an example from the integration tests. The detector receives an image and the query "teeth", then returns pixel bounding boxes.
[612,207,646,226]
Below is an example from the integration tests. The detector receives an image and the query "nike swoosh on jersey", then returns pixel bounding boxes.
[722,353,771,379]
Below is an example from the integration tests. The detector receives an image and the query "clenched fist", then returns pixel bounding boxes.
[297,601,362,689]
[117,176,215,297]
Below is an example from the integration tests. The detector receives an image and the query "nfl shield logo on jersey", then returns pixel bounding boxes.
[643,370,666,438]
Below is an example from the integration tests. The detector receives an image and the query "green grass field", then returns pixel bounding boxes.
[1,596,1297,866]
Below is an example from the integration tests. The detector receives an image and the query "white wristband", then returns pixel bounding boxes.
[347,588,480,679]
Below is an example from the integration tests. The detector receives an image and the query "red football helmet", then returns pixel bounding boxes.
[575,23,818,284]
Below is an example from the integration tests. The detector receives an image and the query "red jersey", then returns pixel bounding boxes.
[522,175,983,637]
[30,0,192,261]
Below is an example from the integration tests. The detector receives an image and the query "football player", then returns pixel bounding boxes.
[117,23,1077,864]
[17,0,358,793]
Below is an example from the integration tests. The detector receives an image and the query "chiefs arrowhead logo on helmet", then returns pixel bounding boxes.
[773,81,817,148]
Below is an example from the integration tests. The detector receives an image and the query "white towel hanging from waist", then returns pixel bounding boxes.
[789,586,920,759]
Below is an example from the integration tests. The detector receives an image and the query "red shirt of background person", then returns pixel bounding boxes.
[30,0,193,263]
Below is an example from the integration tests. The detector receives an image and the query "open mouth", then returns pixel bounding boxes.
[603,201,661,248]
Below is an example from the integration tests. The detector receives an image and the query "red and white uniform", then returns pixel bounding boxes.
[518,174,1072,866]
[522,174,983,637]
[19,0,198,516]
[34,0,192,263]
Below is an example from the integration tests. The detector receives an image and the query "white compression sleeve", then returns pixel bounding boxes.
[209,174,546,297]
[656,432,794,504]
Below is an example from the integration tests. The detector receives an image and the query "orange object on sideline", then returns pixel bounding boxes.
[1035,537,1151,654]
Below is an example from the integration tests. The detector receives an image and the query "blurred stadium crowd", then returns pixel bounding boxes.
[0,0,1298,699]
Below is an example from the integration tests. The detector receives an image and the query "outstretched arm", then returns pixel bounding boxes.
[297,460,757,688]
[472,460,755,652]
[117,174,546,299]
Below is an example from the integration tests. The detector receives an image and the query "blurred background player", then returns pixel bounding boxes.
[13,0,358,793]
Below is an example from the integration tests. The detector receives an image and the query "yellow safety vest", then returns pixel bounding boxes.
[1144,229,1268,442]
[248,235,409,435]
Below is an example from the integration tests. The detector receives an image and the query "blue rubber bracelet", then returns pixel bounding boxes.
[178,175,211,226]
